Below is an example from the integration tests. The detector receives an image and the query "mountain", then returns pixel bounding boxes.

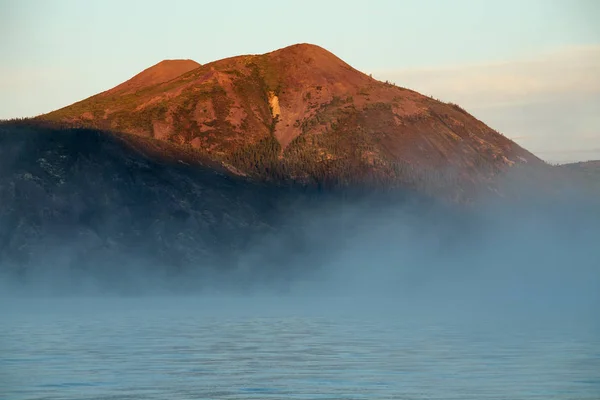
[1,43,565,293]
[39,43,543,200]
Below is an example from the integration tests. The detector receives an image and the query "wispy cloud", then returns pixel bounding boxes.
[374,45,600,107]
[537,148,600,155]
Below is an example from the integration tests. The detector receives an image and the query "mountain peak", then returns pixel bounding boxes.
[107,59,201,94]
[266,43,354,72]
[269,43,335,56]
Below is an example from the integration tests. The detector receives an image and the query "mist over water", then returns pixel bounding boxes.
[3,175,599,316]
[2,171,599,399]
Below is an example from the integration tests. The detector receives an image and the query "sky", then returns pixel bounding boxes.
[1,0,599,163]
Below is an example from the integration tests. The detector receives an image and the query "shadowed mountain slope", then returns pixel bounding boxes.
[0,121,427,293]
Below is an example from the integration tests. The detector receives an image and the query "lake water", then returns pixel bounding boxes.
[2,297,599,400]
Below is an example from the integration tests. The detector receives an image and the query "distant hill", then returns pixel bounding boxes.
[38,43,543,200]
[556,160,600,191]
[559,160,600,174]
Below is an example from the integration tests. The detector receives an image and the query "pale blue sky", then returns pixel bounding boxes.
[1,0,599,162]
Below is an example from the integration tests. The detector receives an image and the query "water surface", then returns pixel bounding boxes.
[2,297,599,399]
